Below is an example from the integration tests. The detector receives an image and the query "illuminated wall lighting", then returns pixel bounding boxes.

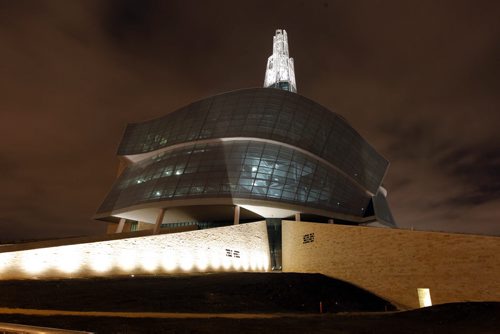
[0,221,270,280]
[55,246,82,274]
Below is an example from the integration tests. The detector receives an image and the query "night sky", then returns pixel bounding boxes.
[1,0,499,242]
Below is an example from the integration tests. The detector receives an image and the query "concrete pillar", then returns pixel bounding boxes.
[295,213,301,222]
[153,208,166,235]
[115,218,126,233]
[328,219,334,224]
[233,205,240,225]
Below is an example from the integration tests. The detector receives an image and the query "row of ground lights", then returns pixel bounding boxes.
[0,246,270,277]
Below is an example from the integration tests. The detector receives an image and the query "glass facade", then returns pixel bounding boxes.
[117,88,387,194]
[98,140,371,217]
[97,88,390,222]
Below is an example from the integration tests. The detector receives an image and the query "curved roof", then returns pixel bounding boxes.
[118,88,388,194]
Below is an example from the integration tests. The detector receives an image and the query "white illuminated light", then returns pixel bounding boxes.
[210,252,221,270]
[175,170,183,175]
[251,166,258,172]
[418,288,432,307]
[141,251,159,272]
[89,247,113,273]
[257,254,265,270]
[0,252,14,272]
[255,252,269,271]
[222,255,232,271]
[240,256,250,271]
[21,249,51,275]
[195,250,209,271]
[250,252,258,271]
[118,250,137,271]
[233,257,241,270]
[155,191,161,196]
[55,247,82,274]
[263,253,270,271]
[161,250,177,271]
[180,251,194,271]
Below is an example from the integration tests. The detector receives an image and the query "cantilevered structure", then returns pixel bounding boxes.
[95,29,395,232]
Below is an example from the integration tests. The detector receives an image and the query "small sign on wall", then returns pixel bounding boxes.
[225,249,240,258]
[303,233,315,244]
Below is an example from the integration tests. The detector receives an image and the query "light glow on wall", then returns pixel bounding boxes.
[140,250,159,272]
[161,250,177,271]
[89,248,114,273]
[195,250,209,271]
[21,250,50,274]
[210,252,221,270]
[117,250,137,271]
[179,251,194,271]
[55,246,82,274]
[0,252,13,271]
[0,221,271,280]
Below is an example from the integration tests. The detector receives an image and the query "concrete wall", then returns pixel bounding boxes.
[282,221,500,309]
[0,221,270,280]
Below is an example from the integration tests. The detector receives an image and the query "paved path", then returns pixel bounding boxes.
[0,307,328,319]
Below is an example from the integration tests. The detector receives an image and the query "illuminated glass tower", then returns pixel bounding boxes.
[264,29,297,93]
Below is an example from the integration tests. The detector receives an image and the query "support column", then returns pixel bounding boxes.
[266,218,282,271]
[233,205,240,225]
[295,213,301,222]
[115,218,126,233]
[153,208,166,235]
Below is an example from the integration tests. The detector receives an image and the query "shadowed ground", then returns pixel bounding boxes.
[0,273,498,333]
[0,272,394,313]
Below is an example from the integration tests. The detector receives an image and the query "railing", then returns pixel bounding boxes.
[0,322,93,334]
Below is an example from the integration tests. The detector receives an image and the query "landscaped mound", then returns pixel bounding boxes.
[0,272,395,313]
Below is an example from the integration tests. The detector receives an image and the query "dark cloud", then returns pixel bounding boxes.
[439,146,500,204]
[1,0,499,241]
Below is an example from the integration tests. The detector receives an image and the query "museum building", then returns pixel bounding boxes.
[95,29,396,236]
[2,30,497,309]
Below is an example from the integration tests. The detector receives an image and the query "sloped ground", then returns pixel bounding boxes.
[0,272,394,313]
[0,303,498,334]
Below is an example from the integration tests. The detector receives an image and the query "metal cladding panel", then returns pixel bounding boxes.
[117,88,388,194]
[98,141,371,217]
[372,192,397,227]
